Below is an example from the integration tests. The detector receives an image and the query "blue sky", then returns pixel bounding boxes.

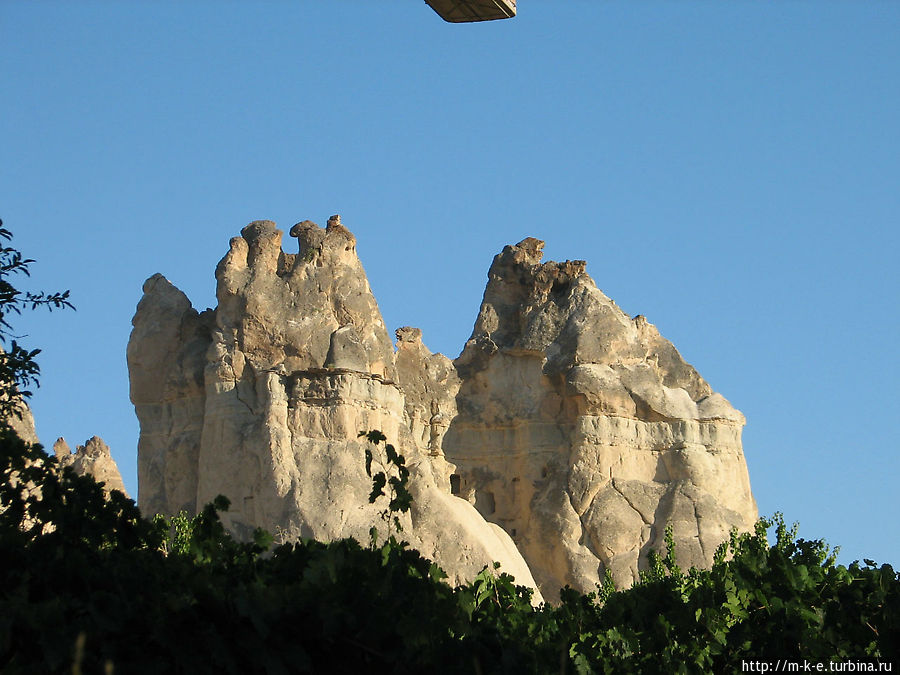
[3,1,898,567]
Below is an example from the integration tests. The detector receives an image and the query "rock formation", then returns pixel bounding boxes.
[128,217,756,600]
[53,436,129,497]
[444,238,757,592]
[1,393,127,495]
[128,217,539,597]
[2,396,128,519]
[5,399,39,445]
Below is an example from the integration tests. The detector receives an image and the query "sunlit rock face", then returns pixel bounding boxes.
[128,218,756,601]
[1,390,128,498]
[127,272,210,518]
[1,345,40,445]
[5,400,39,445]
[53,436,129,497]
[444,238,757,593]
[128,217,541,599]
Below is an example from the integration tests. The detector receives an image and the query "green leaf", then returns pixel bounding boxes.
[368,473,386,503]
[364,447,373,477]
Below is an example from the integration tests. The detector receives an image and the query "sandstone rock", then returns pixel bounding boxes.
[325,325,369,371]
[394,326,460,458]
[54,435,129,497]
[52,436,69,459]
[444,238,757,593]
[5,399,38,445]
[129,218,542,600]
[129,220,756,601]
[393,326,462,511]
[2,395,128,513]
[0,347,40,445]
[127,273,211,516]
[1,397,41,530]
[212,217,395,378]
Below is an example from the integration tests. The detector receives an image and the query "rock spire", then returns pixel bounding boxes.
[54,436,129,497]
[445,238,756,591]
[128,218,757,599]
[128,217,540,598]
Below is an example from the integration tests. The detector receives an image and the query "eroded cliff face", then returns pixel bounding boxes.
[128,217,539,597]
[6,400,39,446]
[54,436,129,497]
[1,347,40,445]
[128,219,756,600]
[2,394,128,498]
[444,238,757,593]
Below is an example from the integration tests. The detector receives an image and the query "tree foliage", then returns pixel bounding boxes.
[0,220,72,422]
[4,436,897,674]
[360,429,413,545]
